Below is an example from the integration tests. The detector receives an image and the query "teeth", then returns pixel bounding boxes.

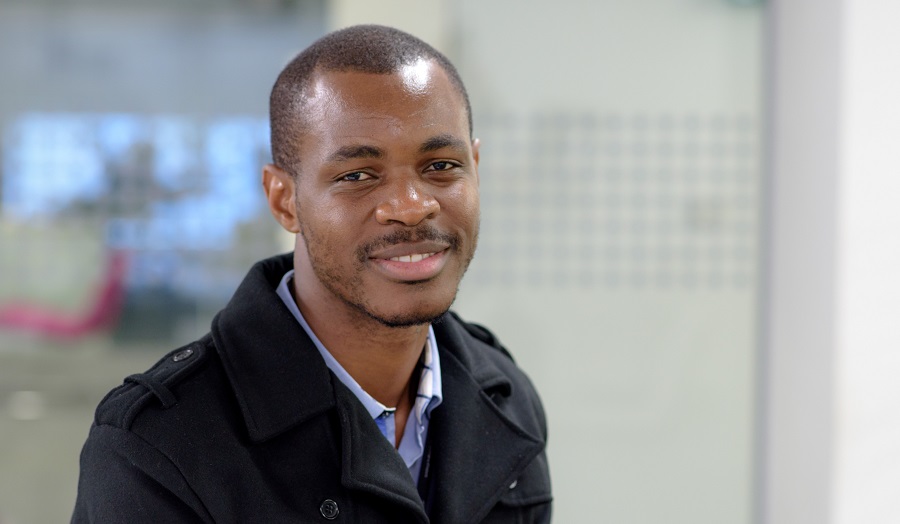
[389,252,436,263]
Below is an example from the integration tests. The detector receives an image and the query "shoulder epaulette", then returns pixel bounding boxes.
[448,311,515,362]
[93,335,212,429]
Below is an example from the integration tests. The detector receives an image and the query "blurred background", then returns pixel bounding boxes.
[2,0,899,523]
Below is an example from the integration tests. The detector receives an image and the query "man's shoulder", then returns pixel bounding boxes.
[91,334,223,432]
[436,311,543,404]
[437,310,522,372]
[444,310,514,360]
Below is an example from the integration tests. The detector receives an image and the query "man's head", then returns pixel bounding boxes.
[263,25,480,329]
[269,24,473,175]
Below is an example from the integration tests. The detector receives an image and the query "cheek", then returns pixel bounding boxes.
[449,183,480,232]
[297,189,349,233]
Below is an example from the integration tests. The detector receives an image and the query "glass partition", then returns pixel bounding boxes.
[451,2,762,522]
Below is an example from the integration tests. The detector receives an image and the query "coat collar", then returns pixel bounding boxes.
[212,254,544,521]
[211,254,336,442]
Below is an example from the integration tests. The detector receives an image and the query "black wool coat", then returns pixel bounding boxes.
[72,254,552,523]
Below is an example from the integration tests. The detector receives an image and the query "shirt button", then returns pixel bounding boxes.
[172,348,194,362]
[320,499,339,520]
[509,480,518,489]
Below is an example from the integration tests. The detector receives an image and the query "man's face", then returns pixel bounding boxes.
[277,60,480,327]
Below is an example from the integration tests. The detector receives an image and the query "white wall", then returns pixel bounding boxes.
[835,1,900,522]
[766,1,900,523]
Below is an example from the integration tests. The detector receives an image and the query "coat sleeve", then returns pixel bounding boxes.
[72,424,212,524]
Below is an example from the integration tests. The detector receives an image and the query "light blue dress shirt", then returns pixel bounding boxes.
[275,270,443,485]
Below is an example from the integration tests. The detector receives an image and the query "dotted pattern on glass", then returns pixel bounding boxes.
[470,111,759,290]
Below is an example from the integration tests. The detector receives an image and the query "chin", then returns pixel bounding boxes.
[373,313,444,328]
[350,271,464,328]
[360,296,455,328]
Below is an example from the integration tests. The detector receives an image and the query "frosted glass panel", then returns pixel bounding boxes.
[453,2,762,522]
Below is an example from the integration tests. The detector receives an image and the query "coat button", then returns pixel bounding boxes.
[172,348,194,362]
[319,499,339,520]
[509,479,518,489]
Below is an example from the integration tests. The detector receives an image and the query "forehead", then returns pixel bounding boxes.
[298,61,469,150]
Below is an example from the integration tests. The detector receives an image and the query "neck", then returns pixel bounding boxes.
[290,277,429,410]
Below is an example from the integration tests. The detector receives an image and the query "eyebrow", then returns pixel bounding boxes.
[325,134,467,163]
[326,145,384,163]
[419,134,468,154]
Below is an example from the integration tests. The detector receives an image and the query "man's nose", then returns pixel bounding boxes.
[374,176,440,226]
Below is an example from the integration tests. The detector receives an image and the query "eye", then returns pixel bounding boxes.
[427,161,459,171]
[340,171,373,182]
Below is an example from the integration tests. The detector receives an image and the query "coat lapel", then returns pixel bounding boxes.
[334,383,429,522]
[427,317,545,524]
[212,255,336,442]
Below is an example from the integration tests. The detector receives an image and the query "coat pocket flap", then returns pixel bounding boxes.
[498,452,552,507]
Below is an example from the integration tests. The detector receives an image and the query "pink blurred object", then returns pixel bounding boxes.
[0,251,128,339]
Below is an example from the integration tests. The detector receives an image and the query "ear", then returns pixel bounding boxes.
[262,163,301,233]
[471,137,481,184]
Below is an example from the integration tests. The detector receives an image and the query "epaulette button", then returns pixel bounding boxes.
[173,348,194,362]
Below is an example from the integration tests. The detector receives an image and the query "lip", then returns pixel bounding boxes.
[368,241,451,282]
[368,240,451,260]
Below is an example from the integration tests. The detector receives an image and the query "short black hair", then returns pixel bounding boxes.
[269,24,472,174]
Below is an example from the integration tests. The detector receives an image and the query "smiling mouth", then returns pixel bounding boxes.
[388,252,438,263]
[369,247,450,282]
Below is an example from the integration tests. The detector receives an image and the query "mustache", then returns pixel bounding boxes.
[357,225,460,262]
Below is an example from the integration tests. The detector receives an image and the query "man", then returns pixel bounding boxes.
[72,25,551,523]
